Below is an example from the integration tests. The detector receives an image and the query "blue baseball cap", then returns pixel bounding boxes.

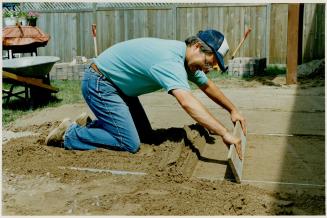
[197,29,230,72]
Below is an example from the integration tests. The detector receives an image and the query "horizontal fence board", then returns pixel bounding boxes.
[23,3,324,64]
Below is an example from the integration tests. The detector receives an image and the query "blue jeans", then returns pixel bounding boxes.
[64,65,152,153]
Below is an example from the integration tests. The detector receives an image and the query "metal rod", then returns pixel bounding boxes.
[59,166,147,176]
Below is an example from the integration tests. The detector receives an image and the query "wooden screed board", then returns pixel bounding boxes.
[227,121,247,183]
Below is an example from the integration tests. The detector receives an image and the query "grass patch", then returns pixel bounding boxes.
[51,80,84,104]
[265,64,286,76]
[188,69,234,89]
[2,80,83,127]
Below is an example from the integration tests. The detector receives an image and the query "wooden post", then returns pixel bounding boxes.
[286,3,300,85]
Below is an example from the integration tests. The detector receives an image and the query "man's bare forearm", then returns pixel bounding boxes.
[171,88,243,159]
[171,89,228,136]
[200,79,247,135]
[200,79,237,113]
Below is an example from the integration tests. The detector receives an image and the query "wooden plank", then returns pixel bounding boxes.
[81,12,94,58]
[76,12,81,56]
[239,7,245,57]
[142,10,149,37]
[155,10,161,38]
[250,7,256,57]
[243,6,251,58]
[304,4,316,61]
[257,6,266,58]
[172,5,177,39]
[115,10,120,42]
[166,9,174,39]
[286,3,300,85]
[3,71,59,93]
[147,10,154,37]
[207,7,216,29]
[201,7,208,28]
[176,7,187,40]
[108,10,115,47]
[226,7,234,50]
[302,3,325,62]
[71,13,78,58]
[218,7,225,35]
[317,4,325,58]
[265,3,271,65]
[269,4,288,64]
[159,10,166,38]
[186,8,193,37]
[227,121,247,183]
[128,10,134,40]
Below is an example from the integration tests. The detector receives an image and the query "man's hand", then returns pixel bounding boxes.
[231,110,247,136]
[222,132,242,160]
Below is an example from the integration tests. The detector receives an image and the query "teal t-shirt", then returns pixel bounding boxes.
[94,38,208,97]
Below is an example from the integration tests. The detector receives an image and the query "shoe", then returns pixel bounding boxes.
[45,118,72,147]
[74,112,92,126]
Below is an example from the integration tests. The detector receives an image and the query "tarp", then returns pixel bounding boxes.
[3,25,50,47]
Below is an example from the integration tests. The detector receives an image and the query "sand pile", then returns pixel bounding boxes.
[2,121,325,215]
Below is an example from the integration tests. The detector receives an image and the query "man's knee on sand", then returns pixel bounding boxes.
[128,143,140,154]
[123,137,140,154]
[64,131,140,153]
[84,140,140,153]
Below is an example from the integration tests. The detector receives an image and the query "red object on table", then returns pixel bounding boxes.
[3,25,50,57]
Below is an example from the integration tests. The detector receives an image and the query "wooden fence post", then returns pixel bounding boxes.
[286,3,301,85]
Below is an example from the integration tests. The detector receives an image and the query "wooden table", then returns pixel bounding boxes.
[2,25,50,59]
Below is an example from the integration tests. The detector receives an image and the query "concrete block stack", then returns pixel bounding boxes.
[228,57,266,77]
[49,59,92,80]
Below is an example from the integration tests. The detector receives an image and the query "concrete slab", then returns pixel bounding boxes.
[192,133,325,194]
[142,106,325,136]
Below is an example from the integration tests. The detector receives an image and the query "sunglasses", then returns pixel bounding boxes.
[204,54,214,71]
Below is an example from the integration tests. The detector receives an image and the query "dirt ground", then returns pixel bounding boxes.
[2,74,325,215]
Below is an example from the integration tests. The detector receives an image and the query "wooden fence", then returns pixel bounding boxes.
[23,3,324,64]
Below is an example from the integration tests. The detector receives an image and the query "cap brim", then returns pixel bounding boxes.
[214,52,227,72]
